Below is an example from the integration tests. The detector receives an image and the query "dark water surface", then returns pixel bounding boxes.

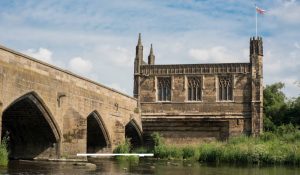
[0,159,299,175]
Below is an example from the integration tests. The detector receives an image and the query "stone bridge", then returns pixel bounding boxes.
[0,45,142,160]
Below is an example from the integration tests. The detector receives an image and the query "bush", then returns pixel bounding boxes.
[264,115,276,131]
[182,147,200,160]
[259,132,277,142]
[168,147,183,159]
[276,124,297,136]
[151,132,164,146]
[199,143,222,163]
[153,144,168,158]
[113,138,131,153]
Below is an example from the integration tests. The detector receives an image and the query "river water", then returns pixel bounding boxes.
[0,159,299,175]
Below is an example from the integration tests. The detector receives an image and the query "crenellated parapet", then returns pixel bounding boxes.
[250,36,263,56]
[140,63,251,75]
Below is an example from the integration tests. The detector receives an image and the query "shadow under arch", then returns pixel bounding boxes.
[1,91,61,159]
[125,119,143,148]
[86,111,111,153]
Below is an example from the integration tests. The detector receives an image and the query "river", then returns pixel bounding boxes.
[0,159,299,175]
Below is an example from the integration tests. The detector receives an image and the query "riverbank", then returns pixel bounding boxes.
[147,126,300,165]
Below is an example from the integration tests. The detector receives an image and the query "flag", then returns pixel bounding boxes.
[256,6,266,15]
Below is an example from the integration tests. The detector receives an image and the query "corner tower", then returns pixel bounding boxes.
[250,36,263,135]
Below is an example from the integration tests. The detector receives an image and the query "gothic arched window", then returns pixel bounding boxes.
[219,76,233,101]
[157,77,171,101]
[188,77,202,101]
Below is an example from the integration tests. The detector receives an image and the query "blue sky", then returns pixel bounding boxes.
[0,0,299,97]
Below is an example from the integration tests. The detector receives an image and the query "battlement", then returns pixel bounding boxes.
[250,36,263,56]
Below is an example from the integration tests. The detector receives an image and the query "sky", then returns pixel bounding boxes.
[0,0,299,98]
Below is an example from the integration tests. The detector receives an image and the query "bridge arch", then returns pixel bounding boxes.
[125,119,143,148]
[1,91,61,159]
[86,111,111,153]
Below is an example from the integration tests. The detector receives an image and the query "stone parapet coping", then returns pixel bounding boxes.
[0,44,136,100]
[142,116,251,120]
[142,112,251,116]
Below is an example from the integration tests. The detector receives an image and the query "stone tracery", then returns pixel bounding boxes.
[188,77,202,101]
[219,76,233,101]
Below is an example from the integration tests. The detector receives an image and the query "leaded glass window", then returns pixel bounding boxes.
[157,77,171,101]
[219,76,233,101]
[188,77,202,101]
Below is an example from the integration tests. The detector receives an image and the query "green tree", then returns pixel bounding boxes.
[263,82,287,130]
[263,82,300,130]
[285,97,300,125]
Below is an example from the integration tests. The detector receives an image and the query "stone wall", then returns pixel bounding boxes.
[0,45,140,159]
[139,68,253,143]
[135,36,263,144]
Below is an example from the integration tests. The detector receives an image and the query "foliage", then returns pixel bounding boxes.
[263,82,300,130]
[151,132,164,146]
[0,137,8,166]
[182,146,200,160]
[113,138,131,153]
[149,130,300,165]
[113,139,140,162]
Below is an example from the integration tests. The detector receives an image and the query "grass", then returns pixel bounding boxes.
[0,137,8,166]
[148,125,300,165]
[112,125,300,165]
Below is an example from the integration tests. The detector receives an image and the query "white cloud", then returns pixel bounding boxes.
[1,1,299,97]
[68,57,93,75]
[282,77,300,97]
[109,83,128,94]
[282,0,296,6]
[294,42,300,49]
[25,48,53,63]
[188,46,242,63]
[94,45,132,67]
[264,50,282,74]
[270,2,300,24]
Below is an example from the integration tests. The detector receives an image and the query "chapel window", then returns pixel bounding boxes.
[188,77,202,101]
[157,77,171,101]
[218,76,233,101]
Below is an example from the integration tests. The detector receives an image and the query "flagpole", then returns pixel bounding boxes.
[255,5,257,38]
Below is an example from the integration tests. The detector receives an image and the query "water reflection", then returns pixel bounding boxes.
[0,159,299,175]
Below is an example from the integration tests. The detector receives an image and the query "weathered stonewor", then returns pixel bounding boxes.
[0,45,142,160]
[134,34,263,145]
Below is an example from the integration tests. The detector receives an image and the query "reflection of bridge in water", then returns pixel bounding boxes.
[0,45,142,160]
